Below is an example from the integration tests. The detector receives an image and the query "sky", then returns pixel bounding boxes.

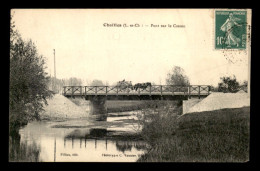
[12,9,250,86]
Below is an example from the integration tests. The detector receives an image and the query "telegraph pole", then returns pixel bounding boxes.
[54,49,56,92]
[50,69,52,91]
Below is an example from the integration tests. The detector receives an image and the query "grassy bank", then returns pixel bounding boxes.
[138,107,250,162]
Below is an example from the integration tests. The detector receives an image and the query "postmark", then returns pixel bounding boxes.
[215,10,247,50]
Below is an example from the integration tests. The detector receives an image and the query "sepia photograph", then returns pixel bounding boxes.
[9,9,251,162]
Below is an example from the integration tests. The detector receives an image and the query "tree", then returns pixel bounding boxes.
[48,77,66,93]
[242,80,248,87]
[67,77,82,86]
[241,80,248,92]
[209,85,218,92]
[10,16,53,130]
[217,75,240,93]
[166,66,190,86]
[90,79,104,86]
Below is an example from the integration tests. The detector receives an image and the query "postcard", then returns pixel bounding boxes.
[9,9,251,162]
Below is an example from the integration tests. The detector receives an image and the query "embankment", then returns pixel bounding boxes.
[184,92,250,114]
[41,94,89,120]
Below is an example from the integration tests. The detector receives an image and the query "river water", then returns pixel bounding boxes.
[10,111,150,162]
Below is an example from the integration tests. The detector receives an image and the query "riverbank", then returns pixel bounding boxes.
[138,107,250,162]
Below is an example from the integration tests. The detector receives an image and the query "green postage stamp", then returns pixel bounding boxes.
[215,10,247,50]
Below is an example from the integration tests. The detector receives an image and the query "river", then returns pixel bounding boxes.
[9,111,150,162]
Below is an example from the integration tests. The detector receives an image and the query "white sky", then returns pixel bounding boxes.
[12,9,250,86]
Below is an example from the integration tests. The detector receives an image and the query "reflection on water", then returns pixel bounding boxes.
[93,114,108,121]
[10,114,149,162]
[116,141,147,153]
[9,131,41,162]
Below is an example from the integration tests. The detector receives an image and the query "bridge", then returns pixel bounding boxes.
[63,85,211,100]
[62,85,211,118]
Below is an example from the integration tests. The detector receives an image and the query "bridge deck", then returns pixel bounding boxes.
[63,85,211,100]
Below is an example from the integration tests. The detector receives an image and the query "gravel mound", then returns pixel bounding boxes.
[186,92,250,114]
[41,94,89,119]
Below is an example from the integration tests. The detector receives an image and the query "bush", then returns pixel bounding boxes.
[217,75,240,93]
[137,106,250,162]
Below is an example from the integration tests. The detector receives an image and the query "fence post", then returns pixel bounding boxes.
[84,86,86,96]
[95,86,97,95]
[106,86,108,96]
[198,86,201,99]
[149,86,151,96]
[160,85,162,96]
[117,86,118,96]
[208,86,210,95]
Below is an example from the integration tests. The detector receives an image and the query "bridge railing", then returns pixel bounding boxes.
[63,85,211,98]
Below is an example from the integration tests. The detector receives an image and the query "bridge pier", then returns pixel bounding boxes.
[89,96,107,121]
[176,100,183,115]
